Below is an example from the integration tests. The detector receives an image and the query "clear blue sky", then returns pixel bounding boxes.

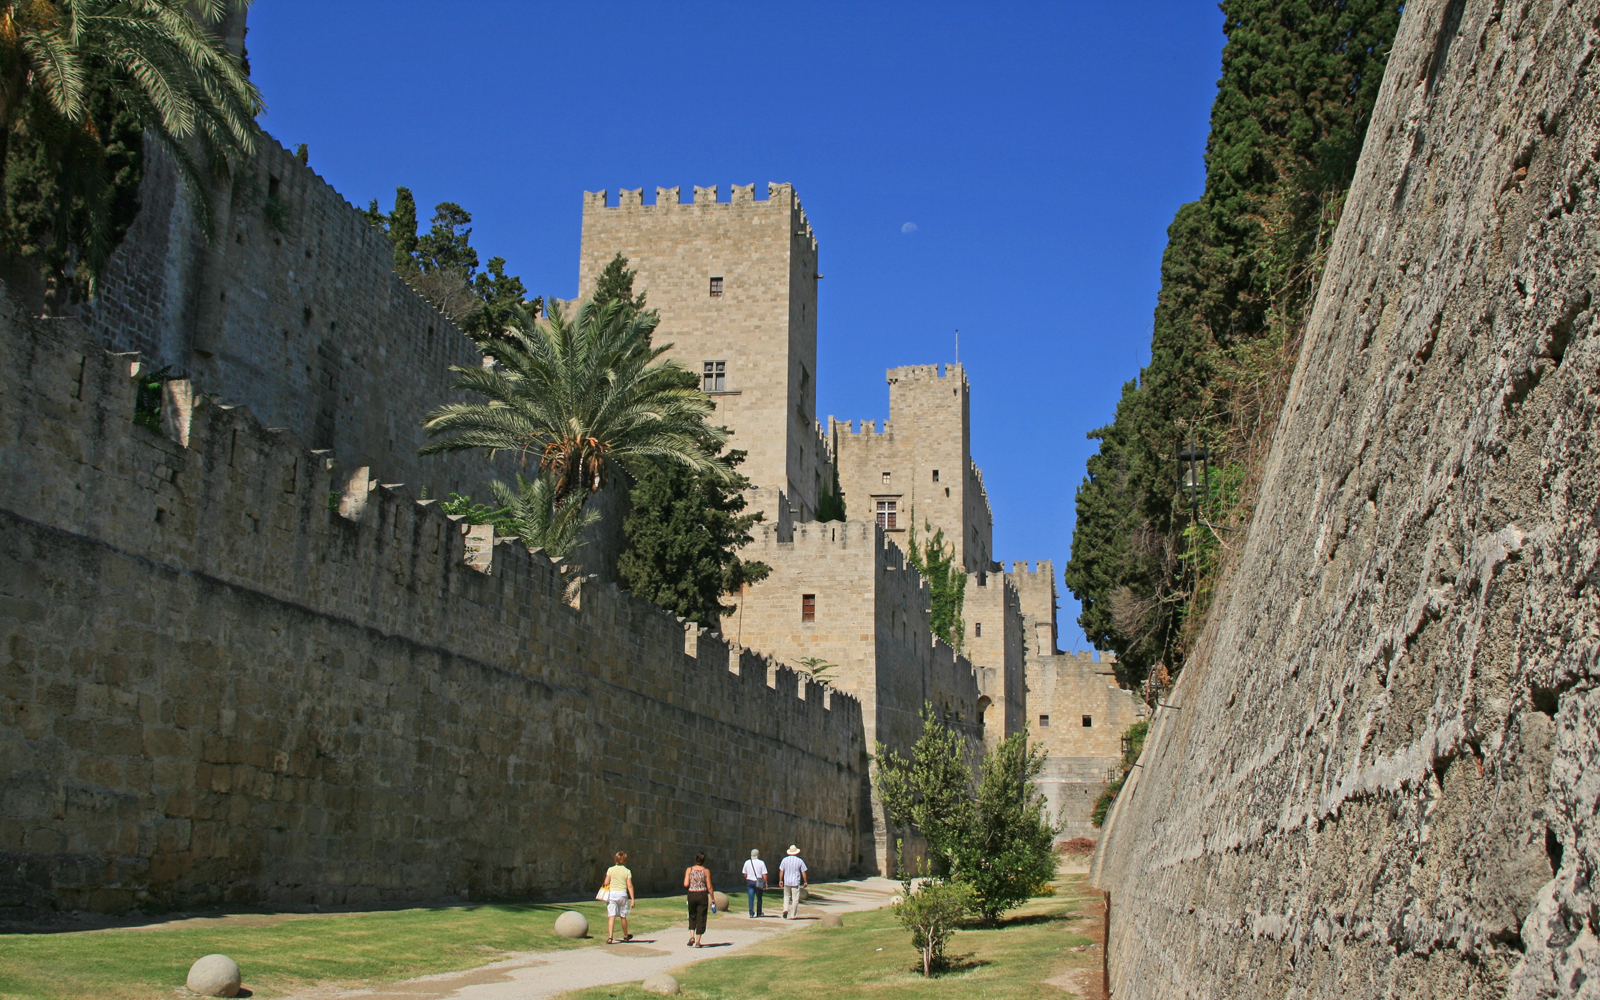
[248,1,1225,652]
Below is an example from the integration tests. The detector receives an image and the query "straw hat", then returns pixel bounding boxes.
[786,845,802,855]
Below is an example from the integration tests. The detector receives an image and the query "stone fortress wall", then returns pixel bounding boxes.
[963,571,1028,751]
[578,185,825,521]
[1093,0,1600,996]
[0,304,867,912]
[1026,651,1145,841]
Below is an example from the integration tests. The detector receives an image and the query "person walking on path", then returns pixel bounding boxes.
[741,849,769,917]
[683,853,714,947]
[778,845,808,919]
[601,852,635,944]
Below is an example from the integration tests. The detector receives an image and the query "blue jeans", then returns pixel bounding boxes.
[746,880,764,916]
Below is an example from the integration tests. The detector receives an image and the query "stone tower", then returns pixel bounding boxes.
[830,363,995,572]
[578,184,824,519]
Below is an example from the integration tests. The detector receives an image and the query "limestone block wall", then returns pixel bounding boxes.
[1093,1,1600,996]
[1025,652,1144,840]
[964,571,1027,749]
[0,310,866,914]
[578,185,822,517]
[1007,561,1058,659]
[74,136,495,503]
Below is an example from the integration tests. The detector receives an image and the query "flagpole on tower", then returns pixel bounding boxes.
[955,329,959,365]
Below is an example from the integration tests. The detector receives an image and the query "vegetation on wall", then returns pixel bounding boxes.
[1090,719,1149,828]
[906,519,966,651]
[1063,0,1402,691]
[363,187,533,339]
[0,0,262,308]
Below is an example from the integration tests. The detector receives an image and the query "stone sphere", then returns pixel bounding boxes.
[554,910,589,939]
[818,912,844,928]
[186,954,241,997]
[798,886,809,901]
[712,891,729,913]
[642,972,680,995]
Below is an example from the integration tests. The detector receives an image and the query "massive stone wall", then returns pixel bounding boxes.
[1026,652,1144,841]
[1094,1,1600,996]
[0,306,865,914]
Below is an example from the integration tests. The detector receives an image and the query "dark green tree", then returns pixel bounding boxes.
[950,730,1060,924]
[592,252,647,314]
[906,520,966,650]
[875,703,977,875]
[1065,0,1402,688]
[816,461,846,522]
[617,446,770,628]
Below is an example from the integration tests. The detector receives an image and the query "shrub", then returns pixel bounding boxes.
[893,879,976,977]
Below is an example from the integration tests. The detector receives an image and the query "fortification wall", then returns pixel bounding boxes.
[74,135,494,502]
[0,307,865,913]
[963,572,1027,748]
[1094,1,1600,995]
[578,184,822,517]
[1006,560,1058,658]
[1026,652,1143,840]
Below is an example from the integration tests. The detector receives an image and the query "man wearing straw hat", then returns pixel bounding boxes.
[777,845,808,919]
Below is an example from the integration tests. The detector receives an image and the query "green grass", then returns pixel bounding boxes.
[0,895,692,1000]
[555,875,1102,1000]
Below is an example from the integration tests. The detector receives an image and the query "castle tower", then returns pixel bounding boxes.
[578,184,823,519]
[830,363,994,572]
[1008,559,1059,658]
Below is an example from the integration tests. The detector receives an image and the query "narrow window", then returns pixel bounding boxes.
[881,470,891,484]
[268,174,281,198]
[1039,714,1050,728]
[875,500,897,530]
[801,594,815,622]
[975,622,983,638]
[702,360,726,392]
[932,469,940,483]
[1082,715,1093,728]
[945,487,951,498]
[709,276,723,297]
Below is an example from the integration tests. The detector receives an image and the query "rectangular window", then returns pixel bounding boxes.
[1082,715,1093,728]
[974,622,983,637]
[709,276,723,297]
[702,360,726,392]
[801,594,815,622]
[881,470,891,484]
[932,469,940,483]
[945,487,951,497]
[1039,714,1050,728]
[875,500,897,531]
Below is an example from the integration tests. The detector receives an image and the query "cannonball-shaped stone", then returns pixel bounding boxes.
[798,886,809,901]
[186,954,241,997]
[818,912,844,928]
[641,972,680,995]
[712,891,729,913]
[554,910,589,938]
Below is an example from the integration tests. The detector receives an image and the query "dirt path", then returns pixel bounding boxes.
[276,878,900,1000]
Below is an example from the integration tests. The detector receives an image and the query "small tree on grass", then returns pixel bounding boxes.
[875,703,975,874]
[950,730,1060,924]
[893,878,976,977]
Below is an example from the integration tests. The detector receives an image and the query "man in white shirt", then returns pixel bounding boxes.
[741,849,769,917]
[778,845,808,919]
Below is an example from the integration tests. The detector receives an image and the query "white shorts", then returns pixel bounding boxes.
[606,892,631,917]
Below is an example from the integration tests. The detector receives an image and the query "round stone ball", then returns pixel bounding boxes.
[798,886,810,901]
[818,912,844,928]
[642,972,680,995]
[186,954,241,997]
[554,910,589,939]
[712,891,729,913]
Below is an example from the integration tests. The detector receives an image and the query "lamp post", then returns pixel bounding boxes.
[1178,441,1209,506]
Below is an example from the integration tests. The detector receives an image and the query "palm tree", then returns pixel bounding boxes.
[490,474,599,562]
[421,298,729,502]
[0,0,263,293]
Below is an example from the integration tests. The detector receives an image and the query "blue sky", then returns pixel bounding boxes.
[249,1,1225,651]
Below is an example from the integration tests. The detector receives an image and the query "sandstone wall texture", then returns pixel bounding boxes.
[964,571,1028,752]
[1094,1,1600,996]
[73,136,494,503]
[1026,652,1144,841]
[0,308,865,915]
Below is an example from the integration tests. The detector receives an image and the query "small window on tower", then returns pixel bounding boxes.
[801,594,816,622]
[945,487,951,498]
[975,622,983,637]
[702,361,726,392]
[1039,715,1050,728]
[932,469,940,483]
[1082,715,1093,728]
[881,470,891,484]
[709,276,723,297]
[875,500,897,530]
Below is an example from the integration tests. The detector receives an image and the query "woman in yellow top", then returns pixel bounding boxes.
[601,851,635,944]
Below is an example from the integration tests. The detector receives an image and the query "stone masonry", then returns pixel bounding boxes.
[1026,651,1145,841]
[0,303,865,912]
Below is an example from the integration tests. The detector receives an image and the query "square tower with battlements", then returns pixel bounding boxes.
[830,363,995,573]
[578,183,824,519]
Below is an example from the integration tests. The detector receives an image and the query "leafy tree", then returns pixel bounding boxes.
[490,473,599,561]
[591,252,646,313]
[797,656,837,683]
[893,878,976,977]
[1065,0,1401,689]
[420,298,728,508]
[876,703,976,875]
[816,460,846,522]
[437,492,515,534]
[949,730,1059,924]
[0,0,263,302]
[906,519,965,650]
[617,446,770,628]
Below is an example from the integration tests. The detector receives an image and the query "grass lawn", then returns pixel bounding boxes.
[0,891,704,1000]
[554,874,1103,1000]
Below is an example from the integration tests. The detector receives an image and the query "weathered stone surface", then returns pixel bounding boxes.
[640,972,680,996]
[185,954,240,997]
[712,891,729,913]
[1094,1,1600,998]
[554,911,588,939]
[818,912,843,928]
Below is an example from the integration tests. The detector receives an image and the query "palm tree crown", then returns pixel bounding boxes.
[421,298,730,500]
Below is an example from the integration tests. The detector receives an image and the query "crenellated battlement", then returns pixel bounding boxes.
[1008,559,1056,577]
[886,362,968,388]
[582,182,815,247]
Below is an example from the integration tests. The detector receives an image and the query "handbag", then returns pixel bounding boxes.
[596,884,609,901]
